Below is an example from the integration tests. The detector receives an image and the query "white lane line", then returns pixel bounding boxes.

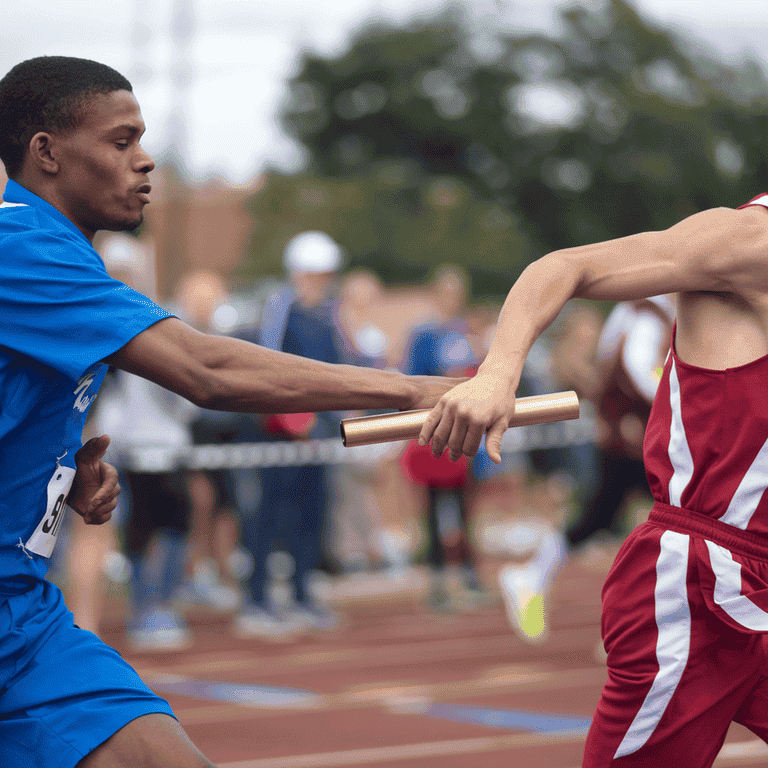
[170,666,605,725]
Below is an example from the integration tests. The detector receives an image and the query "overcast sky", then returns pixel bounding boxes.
[2,0,767,184]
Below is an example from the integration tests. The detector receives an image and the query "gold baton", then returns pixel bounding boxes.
[340,390,580,448]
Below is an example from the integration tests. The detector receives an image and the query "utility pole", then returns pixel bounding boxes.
[161,0,196,299]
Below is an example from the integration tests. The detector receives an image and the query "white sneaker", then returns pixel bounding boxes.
[498,564,548,644]
[127,607,193,653]
[227,546,255,581]
[232,606,296,642]
[283,604,344,633]
[101,550,133,583]
[176,560,243,612]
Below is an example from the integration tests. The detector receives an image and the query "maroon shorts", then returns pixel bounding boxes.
[584,503,768,767]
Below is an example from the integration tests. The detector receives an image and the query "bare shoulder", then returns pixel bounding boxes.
[562,203,768,303]
[675,205,768,368]
[668,205,768,295]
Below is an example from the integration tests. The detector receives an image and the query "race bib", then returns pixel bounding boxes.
[24,464,76,558]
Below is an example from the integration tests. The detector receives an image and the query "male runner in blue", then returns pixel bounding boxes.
[0,56,458,768]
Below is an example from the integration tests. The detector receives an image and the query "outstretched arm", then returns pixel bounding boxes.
[419,204,768,463]
[104,316,460,414]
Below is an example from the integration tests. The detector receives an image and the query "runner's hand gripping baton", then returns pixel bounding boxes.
[340,391,580,448]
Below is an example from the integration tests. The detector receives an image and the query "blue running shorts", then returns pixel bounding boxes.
[0,578,175,768]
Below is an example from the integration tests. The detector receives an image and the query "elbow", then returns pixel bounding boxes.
[171,346,231,410]
[186,383,223,411]
[535,251,587,299]
[176,330,245,411]
[182,367,230,411]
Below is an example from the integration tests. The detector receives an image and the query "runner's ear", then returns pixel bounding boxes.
[27,132,60,175]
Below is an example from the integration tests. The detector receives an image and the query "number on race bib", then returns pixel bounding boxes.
[42,493,66,536]
[23,464,76,558]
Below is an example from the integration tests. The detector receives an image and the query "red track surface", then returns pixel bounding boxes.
[100,556,767,767]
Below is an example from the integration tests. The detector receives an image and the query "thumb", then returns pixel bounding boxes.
[485,418,507,465]
[76,434,110,465]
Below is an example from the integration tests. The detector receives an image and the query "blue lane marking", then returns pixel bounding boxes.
[425,703,592,734]
[150,676,591,733]
[151,677,322,709]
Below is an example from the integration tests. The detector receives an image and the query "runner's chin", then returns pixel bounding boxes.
[106,210,144,232]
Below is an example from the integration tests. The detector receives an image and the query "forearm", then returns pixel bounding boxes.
[107,319,423,414]
[200,336,417,413]
[479,253,584,387]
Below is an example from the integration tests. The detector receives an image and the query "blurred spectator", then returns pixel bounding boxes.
[328,269,401,575]
[95,366,198,652]
[173,271,243,613]
[233,231,345,641]
[334,269,389,368]
[564,294,675,550]
[549,302,604,513]
[517,323,581,514]
[400,265,484,610]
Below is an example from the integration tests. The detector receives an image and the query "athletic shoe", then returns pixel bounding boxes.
[127,607,193,653]
[498,564,548,644]
[175,559,243,612]
[101,549,133,583]
[227,545,255,582]
[231,605,296,642]
[283,603,344,633]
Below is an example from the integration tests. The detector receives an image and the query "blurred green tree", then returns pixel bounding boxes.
[241,0,768,296]
[240,168,534,295]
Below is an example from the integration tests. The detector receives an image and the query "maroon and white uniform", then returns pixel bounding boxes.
[583,194,768,767]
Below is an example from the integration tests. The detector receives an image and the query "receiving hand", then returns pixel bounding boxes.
[67,435,121,525]
[408,375,470,411]
[418,373,515,463]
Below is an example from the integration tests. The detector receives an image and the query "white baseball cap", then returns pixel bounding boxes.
[283,231,344,273]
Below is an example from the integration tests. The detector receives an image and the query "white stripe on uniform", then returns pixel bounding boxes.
[667,360,694,507]
[705,540,768,630]
[746,194,768,209]
[615,530,691,758]
[720,436,768,530]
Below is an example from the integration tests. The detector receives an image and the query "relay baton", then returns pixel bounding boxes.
[340,390,580,448]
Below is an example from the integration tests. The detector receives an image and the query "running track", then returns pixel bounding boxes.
[100,555,767,767]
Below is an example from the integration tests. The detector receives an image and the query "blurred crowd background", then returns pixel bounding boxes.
[3,0,767,649]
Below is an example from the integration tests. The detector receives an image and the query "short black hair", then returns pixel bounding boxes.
[0,56,132,178]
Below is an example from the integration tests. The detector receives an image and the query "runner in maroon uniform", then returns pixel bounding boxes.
[419,194,768,766]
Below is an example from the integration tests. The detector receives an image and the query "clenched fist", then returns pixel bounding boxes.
[67,435,121,525]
